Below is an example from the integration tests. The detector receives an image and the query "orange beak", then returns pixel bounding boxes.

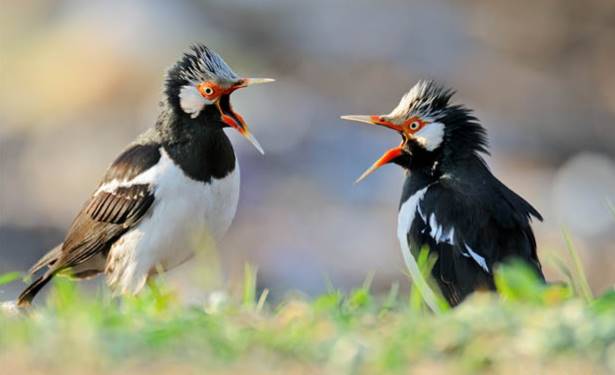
[214,77,275,155]
[215,99,264,155]
[340,114,406,183]
[354,144,404,183]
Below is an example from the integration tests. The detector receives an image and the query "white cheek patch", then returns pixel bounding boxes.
[413,122,444,151]
[179,85,212,119]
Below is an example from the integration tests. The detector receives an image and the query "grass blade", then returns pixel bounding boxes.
[403,245,446,314]
[242,263,258,309]
[0,272,22,286]
[382,282,399,311]
[546,253,576,290]
[562,230,593,302]
[256,288,269,312]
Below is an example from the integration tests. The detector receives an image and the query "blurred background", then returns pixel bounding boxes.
[1,0,614,302]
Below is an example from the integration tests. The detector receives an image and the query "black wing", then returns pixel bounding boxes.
[18,143,161,306]
[412,170,543,304]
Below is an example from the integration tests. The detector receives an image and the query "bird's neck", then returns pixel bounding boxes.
[402,140,490,189]
[155,106,236,183]
[401,144,443,181]
[403,111,490,182]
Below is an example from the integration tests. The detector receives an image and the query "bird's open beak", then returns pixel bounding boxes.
[341,114,405,183]
[215,99,264,155]
[215,78,275,155]
[354,145,404,183]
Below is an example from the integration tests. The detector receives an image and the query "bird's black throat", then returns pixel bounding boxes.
[399,143,444,179]
[155,105,236,184]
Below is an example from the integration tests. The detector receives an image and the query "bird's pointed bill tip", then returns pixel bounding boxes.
[353,146,404,184]
[245,132,265,155]
[340,115,375,124]
[354,167,375,184]
[243,77,276,86]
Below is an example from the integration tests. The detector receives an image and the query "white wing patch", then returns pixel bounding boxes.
[179,85,210,119]
[427,213,455,245]
[417,204,426,222]
[442,227,455,244]
[400,183,488,275]
[397,186,430,284]
[398,186,430,241]
[463,243,490,273]
[413,122,444,151]
[429,213,442,241]
[95,149,174,196]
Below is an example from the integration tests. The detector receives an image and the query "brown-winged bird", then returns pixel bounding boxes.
[17,44,274,307]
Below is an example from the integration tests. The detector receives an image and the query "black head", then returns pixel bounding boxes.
[164,43,275,153]
[341,80,488,181]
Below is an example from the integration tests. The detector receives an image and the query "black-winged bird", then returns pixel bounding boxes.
[341,80,544,306]
[17,44,274,307]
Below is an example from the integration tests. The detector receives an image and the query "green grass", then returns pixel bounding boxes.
[1,259,614,375]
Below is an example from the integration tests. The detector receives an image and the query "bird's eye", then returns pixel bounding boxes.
[410,121,420,130]
[198,83,218,98]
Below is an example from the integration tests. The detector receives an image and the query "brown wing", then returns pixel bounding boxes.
[55,143,163,268]
[39,144,161,270]
[58,183,155,267]
[18,143,161,306]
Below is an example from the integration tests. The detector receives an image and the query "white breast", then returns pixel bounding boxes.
[106,147,240,294]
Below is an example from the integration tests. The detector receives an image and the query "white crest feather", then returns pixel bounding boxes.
[387,80,452,121]
[388,81,431,118]
[179,85,209,118]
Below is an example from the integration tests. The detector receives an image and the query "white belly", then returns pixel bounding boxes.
[106,149,240,294]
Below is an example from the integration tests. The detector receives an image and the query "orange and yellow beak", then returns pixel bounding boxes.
[215,77,275,155]
[340,114,406,183]
[354,143,404,183]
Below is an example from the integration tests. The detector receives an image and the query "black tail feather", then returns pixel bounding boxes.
[17,272,55,308]
[29,244,62,275]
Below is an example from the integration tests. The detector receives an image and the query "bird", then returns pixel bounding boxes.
[341,80,544,307]
[17,44,274,307]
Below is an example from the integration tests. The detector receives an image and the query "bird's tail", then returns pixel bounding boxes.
[29,244,62,275]
[17,244,63,307]
[17,272,55,308]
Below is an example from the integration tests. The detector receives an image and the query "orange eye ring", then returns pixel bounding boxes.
[403,117,425,133]
[198,82,220,100]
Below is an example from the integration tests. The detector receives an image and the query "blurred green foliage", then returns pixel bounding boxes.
[1,259,614,374]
